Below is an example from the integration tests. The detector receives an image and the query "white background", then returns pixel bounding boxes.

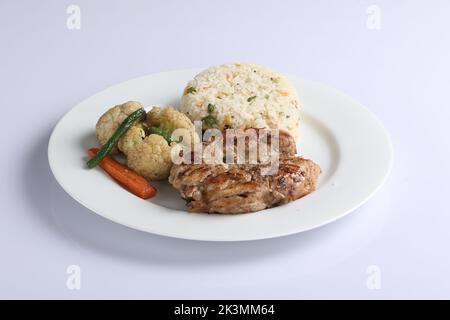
[1,0,449,299]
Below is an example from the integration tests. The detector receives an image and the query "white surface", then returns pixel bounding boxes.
[1,0,450,298]
[48,70,392,241]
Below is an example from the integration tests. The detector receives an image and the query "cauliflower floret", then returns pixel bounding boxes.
[96,101,142,154]
[147,106,194,132]
[117,124,146,155]
[117,106,198,181]
[118,124,173,180]
[147,106,198,146]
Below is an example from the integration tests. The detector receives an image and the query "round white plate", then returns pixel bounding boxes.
[48,69,393,241]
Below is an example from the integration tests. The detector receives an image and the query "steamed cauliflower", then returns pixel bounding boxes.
[147,106,194,132]
[147,106,198,147]
[96,101,142,154]
[118,124,173,180]
[117,106,196,181]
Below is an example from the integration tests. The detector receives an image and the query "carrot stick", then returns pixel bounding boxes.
[88,148,157,199]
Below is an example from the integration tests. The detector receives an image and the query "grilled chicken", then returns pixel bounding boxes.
[169,129,321,214]
[169,157,321,214]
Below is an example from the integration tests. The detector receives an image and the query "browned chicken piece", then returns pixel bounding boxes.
[278,130,298,156]
[169,157,321,214]
[169,129,320,214]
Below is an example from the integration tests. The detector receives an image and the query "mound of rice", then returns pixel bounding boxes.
[180,63,300,138]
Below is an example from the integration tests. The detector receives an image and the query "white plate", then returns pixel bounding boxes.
[48,69,393,241]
